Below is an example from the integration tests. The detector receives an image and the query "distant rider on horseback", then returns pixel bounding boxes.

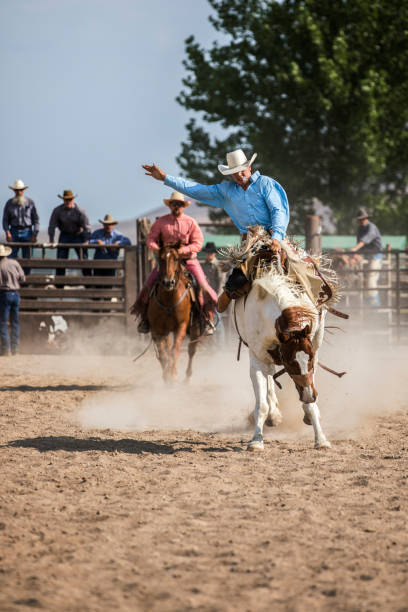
[133,191,218,334]
[142,148,290,311]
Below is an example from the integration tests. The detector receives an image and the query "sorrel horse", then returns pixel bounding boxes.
[235,271,331,451]
[147,243,201,382]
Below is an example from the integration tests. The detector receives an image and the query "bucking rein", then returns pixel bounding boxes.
[232,248,348,388]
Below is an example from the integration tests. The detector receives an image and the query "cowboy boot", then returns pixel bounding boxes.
[217,290,231,313]
[137,303,150,334]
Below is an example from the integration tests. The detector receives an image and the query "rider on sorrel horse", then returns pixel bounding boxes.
[141,242,202,382]
[132,191,218,335]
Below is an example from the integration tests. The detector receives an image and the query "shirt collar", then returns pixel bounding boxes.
[249,170,260,184]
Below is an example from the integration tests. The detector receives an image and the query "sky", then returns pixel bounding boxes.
[0,0,225,229]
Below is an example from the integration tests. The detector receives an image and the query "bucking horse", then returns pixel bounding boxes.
[224,228,346,451]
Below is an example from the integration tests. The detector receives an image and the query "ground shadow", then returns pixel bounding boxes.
[3,436,244,455]
[0,384,132,392]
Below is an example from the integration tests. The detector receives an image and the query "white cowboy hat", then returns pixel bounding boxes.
[9,179,28,190]
[99,213,118,225]
[163,191,190,207]
[0,244,12,256]
[218,149,257,175]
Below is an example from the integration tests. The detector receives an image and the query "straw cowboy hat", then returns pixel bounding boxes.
[58,189,77,200]
[99,213,118,225]
[356,207,369,220]
[9,179,28,191]
[0,244,12,256]
[218,148,257,175]
[163,191,190,207]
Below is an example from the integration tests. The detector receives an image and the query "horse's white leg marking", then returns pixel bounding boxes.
[266,367,282,426]
[247,352,271,451]
[303,401,331,449]
[295,350,315,404]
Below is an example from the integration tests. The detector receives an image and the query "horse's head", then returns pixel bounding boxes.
[158,241,182,291]
[272,307,317,403]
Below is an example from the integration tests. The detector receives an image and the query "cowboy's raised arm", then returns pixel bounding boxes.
[142,163,225,208]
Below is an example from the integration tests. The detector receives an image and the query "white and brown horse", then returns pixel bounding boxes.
[235,272,331,451]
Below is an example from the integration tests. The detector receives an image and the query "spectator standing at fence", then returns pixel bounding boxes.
[201,241,227,344]
[89,214,131,280]
[201,242,224,295]
[350,208,382,306]
[3,180,39,269]
[48,189,91,280]
[0,244,25,356]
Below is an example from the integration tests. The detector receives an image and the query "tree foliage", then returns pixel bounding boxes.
[177,0,408,234]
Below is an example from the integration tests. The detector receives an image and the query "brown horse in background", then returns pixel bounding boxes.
[148,242,201,382]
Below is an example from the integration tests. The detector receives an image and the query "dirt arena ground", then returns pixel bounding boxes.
[0,341,407,611]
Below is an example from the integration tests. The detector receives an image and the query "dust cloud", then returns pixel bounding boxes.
[76,319,406,440]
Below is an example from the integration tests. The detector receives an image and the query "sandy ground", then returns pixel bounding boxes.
[0,345,407,611]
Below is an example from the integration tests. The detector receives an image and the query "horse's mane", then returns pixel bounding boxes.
[254,272,317,319]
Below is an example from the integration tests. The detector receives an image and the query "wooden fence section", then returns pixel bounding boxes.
[13,243,137,329]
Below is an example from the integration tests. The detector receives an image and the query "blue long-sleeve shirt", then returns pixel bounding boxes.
[164,170,289,241]
[89,228,131,259]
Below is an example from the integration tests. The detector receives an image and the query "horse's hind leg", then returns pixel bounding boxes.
[302,402,331,449]
[247,352,270,451]
[185,320,200,382]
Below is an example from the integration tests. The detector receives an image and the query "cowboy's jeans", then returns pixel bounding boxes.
[57,233,92,278]
[10,228,33,274]
[364,257,382,305]
[0,290,20,354]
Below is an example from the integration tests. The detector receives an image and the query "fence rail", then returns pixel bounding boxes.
[10,242,137,328]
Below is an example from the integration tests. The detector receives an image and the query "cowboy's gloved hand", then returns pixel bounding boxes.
[142,163,166,181]
[30,235,37,243]
[270,238,281,253]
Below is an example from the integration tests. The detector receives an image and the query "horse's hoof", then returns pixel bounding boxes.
[266,412,282,427]
[303,414,313,426]
[315,440,331,450]
[247,440,264,452]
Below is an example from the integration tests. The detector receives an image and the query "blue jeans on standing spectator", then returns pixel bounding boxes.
[0,290,20,355]
[57,233,91,279]
[10,227,33,274]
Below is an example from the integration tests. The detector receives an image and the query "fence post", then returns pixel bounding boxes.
[395,250,401,340]
[305,215,322,255]
[124,246,138,330]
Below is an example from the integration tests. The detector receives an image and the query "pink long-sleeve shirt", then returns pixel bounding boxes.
[146,212,204,259]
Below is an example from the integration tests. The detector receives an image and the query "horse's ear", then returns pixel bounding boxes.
[303,324,311,336]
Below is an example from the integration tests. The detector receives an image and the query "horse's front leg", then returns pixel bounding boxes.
[169,323,188,381]
[247,352,271,451]
[265,366,283,426]
[302,401,331,449]
[302,368,331,449]
[153,334,171,382]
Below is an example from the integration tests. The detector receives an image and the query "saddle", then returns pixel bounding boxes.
[225,237,338,311]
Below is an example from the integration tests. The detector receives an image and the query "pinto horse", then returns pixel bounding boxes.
[147,243,201,382]
[235,271,331,451]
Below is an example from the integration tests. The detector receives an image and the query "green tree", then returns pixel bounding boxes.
[177,0,408,235]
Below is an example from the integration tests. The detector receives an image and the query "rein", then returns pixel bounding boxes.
[153,282,190,313]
